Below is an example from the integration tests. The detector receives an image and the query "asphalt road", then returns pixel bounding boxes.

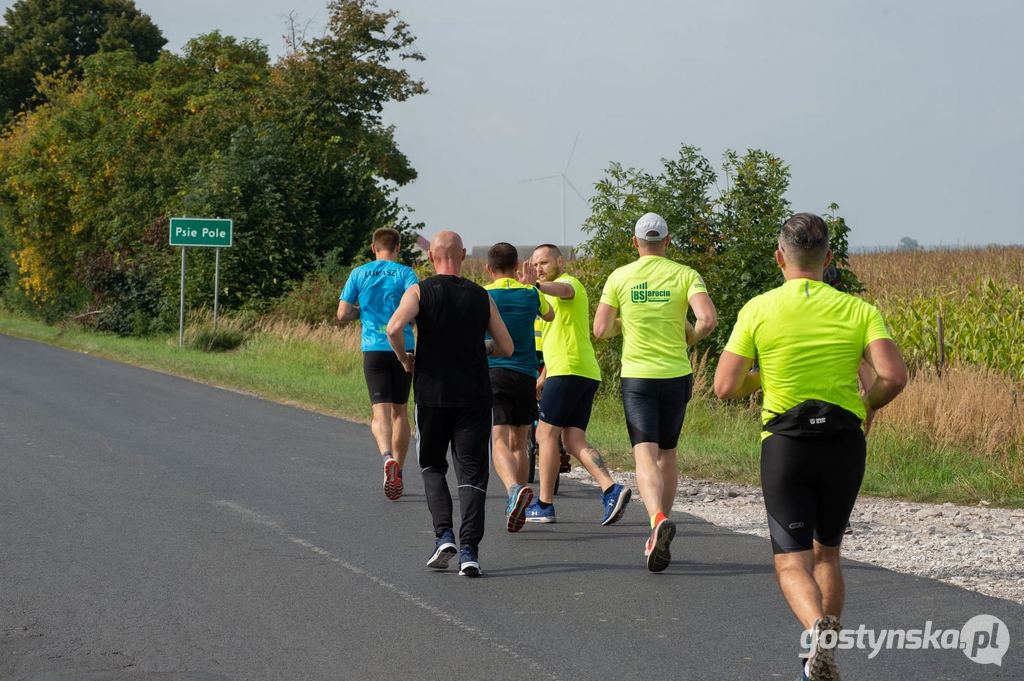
[1,333,1020,680]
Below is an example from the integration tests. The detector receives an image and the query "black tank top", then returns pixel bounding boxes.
[414,275,491,407]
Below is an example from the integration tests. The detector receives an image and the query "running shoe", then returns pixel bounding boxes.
[524,500,556,523]
[644,517,676,572]
[458,546,481,577]
[506,484,534,533]
[805,615,842,681]
[426,529,457,570]
[383,457,403,501]
[601,483,632,526]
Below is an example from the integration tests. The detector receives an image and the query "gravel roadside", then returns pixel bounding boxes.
[564,468,1024,604]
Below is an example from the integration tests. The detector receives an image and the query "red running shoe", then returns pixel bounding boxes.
[383,457,403,501]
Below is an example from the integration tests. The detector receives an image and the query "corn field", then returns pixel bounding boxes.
[851,247,1024,381]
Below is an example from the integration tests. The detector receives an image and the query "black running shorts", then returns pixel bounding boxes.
[363,351,412,405]
[490,368,538,426]
[620,375,693,449]
[760,432,866,554]
[538,375,599,430]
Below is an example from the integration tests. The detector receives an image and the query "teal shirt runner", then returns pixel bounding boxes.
[485,278,549,378]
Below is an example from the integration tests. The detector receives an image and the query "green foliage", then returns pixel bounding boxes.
[0,1,425,335]
[581,144,862,382]
[268,256,354,326]
[0,0,165,121]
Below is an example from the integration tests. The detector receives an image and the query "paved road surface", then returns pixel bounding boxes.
[1,333,1020,680]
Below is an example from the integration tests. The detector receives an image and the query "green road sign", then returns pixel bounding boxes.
[169,217,233,248]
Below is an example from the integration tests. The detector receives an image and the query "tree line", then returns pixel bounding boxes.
[1,0,860,349]
[0,0,425,334]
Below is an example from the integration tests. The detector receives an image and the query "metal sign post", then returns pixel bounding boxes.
[169,217,233,346]
[179,247,186,347]
[213,248,221,331]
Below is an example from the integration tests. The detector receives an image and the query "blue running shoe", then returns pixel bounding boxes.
[524,500,556,523]
[506,484,534,533]
[601,483,632,526]
[426,529,457,569]
[458,546,481,577]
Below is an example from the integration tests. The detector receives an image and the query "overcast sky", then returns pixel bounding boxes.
[5,1,1022,249]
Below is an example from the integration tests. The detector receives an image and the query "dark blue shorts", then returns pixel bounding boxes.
[538,375,599,430]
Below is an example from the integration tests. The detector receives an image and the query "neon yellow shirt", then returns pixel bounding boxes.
[599,256,708,379]
[541,274,601,381]
[724,278,892,438]
[534,317,547,352]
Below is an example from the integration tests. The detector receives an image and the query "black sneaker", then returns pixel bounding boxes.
[426,530,457,570]
[458,546,481,577]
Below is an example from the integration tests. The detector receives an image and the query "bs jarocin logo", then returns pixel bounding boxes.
[631,282,671,304]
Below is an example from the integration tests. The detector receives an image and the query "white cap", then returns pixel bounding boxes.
[634,212,668,241]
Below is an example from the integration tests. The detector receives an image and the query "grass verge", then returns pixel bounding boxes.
[2,312,1020,507]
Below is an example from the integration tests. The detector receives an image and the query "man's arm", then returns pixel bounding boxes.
[486,296,514,358]
[713,351,761,400]
[688,292,717,344]
[593,302,621,339]
[861,338,908,424]
[336,300,359,322]
[386,285,420,373]
[517,262,558,320]
[536,280,575,299]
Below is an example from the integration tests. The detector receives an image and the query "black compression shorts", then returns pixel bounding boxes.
[538,375,599,430]
[621,375,693,449]
[363,351,412,405]
[490,368,538,426]
[760,432,866,554]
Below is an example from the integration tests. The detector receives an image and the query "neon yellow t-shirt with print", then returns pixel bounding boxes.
[724,278,892,438]
[541,274,601,381]
[599,256,708,379]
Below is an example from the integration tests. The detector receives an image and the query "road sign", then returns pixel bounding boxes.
[169,217,233,248]
[169,217,233,346]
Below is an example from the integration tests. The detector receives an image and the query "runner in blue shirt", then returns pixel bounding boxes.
[338,228,419,501]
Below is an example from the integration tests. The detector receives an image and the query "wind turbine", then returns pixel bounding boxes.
[521,133,587,247]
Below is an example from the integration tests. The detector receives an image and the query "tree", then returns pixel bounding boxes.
[0,0,165,122]
[0,1,427,334]
[898,236,921,251]
[580,144,861,382]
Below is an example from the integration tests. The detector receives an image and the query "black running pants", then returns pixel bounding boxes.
[416,405,491,550]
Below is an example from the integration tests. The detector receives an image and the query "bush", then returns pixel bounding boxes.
[185,322,247,352]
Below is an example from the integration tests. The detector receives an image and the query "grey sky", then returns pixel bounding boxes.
[5,1,1022,249]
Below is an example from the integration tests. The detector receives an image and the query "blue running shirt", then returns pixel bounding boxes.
[340,260,418,351]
